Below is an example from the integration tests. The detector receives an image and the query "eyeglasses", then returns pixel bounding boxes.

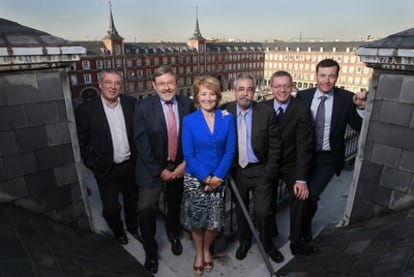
[271,84,292,90]
[155,80,176,88]
[102,80,121,86]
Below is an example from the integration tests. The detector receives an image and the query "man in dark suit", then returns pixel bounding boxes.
[264,70,319,256]
[76,68,139,245]
[296,58,368,244]
[222,73,284,264]
[133,66,195,274]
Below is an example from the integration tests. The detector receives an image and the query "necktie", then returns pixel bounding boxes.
[238,111,248,168]
[276,106,284,123]
[315,95,327,151]
[166,102,177,162]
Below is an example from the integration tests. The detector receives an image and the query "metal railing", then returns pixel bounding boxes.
[158,124,360,275]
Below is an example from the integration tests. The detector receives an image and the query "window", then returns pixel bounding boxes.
[127,70,134,80]
[126,82,132,92]
[83,73,92,84]
[70,75,78,86]
[70,63,77,71]
[96,60,103,69]
[82,60,90,70]
[116,58,122,68]
[104,60,111,68]
[114,45,121,55]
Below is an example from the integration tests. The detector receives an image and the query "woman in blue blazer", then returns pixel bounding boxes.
[182,76,235,276]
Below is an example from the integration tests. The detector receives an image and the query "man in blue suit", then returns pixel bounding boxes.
[76,68,139,245]
[133,66,195,274]
[296,58,368,245]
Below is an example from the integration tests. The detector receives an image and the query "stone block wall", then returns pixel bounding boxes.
[0,69,90,230]
[350,71,414,222]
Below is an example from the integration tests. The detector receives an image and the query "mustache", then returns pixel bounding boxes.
[239,95,251,100]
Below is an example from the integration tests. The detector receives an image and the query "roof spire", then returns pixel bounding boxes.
[105,0,122,39]
[191,6,204,40]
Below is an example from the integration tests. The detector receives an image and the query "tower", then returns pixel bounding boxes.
[187,7,206,53]
[102,0,124,56]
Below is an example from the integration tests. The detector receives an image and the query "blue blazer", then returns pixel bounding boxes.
[182,108,236,180]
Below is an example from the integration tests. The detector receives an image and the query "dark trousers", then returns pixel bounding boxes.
[232,164,273,251]
[138,177,183,259]
[95,159,139,237]
[277,172,307,245]
[269,170,306,244]
[302,152,336,238]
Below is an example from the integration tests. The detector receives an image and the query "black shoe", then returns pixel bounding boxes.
[290,243,320,256]
[171,238,183,255]
[303,233,313,243]
[267,248,284,263]
[127,229,144,244]
[235,242,251,260]
[115,232,128,245]
[144,258,158,274]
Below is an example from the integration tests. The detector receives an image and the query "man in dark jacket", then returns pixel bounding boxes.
[76,68,139,245]
[265,70,318,255]
[296,59,367,245]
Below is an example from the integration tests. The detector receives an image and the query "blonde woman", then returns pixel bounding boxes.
[182,76,235,276]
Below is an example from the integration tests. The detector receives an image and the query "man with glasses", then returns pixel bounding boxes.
[265,70,318,255]
[76,68,139,246]
[133,66,195,273]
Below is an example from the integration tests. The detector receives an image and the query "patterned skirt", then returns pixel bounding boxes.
[183,173,225,229]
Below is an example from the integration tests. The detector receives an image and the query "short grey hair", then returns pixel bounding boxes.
[98,68,122,82]
[233,73,256,89]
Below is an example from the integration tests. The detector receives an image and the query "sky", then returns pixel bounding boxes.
[0,0,413,42]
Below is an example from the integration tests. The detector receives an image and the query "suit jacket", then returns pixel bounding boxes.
[222,101,281,181]
[264,97,313,183]
[133,94,195,188]
[296,87,362,174]
[76,94,137,178]
[182,108,236,180]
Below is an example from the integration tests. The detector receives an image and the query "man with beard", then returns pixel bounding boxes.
[222,73,284,264]
[133,66,195,273]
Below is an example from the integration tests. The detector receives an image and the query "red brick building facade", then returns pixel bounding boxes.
[69,5,372,104]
